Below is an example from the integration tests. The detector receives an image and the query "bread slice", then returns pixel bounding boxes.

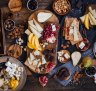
[71,51,81,66]
[37,12,53,22]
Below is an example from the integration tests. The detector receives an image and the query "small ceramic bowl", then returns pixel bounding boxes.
[53,0,71,15]
[76,38,90,52]
[4,19,15,31]
[85,66,96,77]
[27,0,38,11]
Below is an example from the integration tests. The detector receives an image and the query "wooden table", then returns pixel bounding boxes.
[0,0,96,91]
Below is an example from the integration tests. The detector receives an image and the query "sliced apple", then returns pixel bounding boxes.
[33,18,43,33]
[28,33,34,43]
[29,25,42,38]
[84,14,90,29]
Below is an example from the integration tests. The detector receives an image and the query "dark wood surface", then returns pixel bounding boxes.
[0,0,96,91]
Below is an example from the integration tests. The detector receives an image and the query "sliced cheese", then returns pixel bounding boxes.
[28,20,37,30]
[25,29,31,35]
[37,12,53,22]
[29,25,42,38]
[71,51,81,66]
[33,18,43,33]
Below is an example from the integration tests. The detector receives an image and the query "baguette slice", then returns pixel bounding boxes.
[37,12,53,22]
[29,25,42,38]
[33,18,43,33]
[71,51,81,66]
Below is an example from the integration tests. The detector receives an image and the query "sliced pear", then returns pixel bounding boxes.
[37,12,53,23]
[71,51,81,66]
[84,14,90,29]
[29,25,42,38]
[28,33,34,43]
[33,18,43,33]
[28,20,37,30]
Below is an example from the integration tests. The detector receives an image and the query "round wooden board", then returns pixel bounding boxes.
[26,9,59,74]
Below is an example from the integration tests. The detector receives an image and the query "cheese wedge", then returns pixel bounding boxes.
[29,25,42,38]
[71,52,81,66]
[33,18,43,33]
[37,12,53,22]
[28,20,37,30]
[89,12,96,25]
